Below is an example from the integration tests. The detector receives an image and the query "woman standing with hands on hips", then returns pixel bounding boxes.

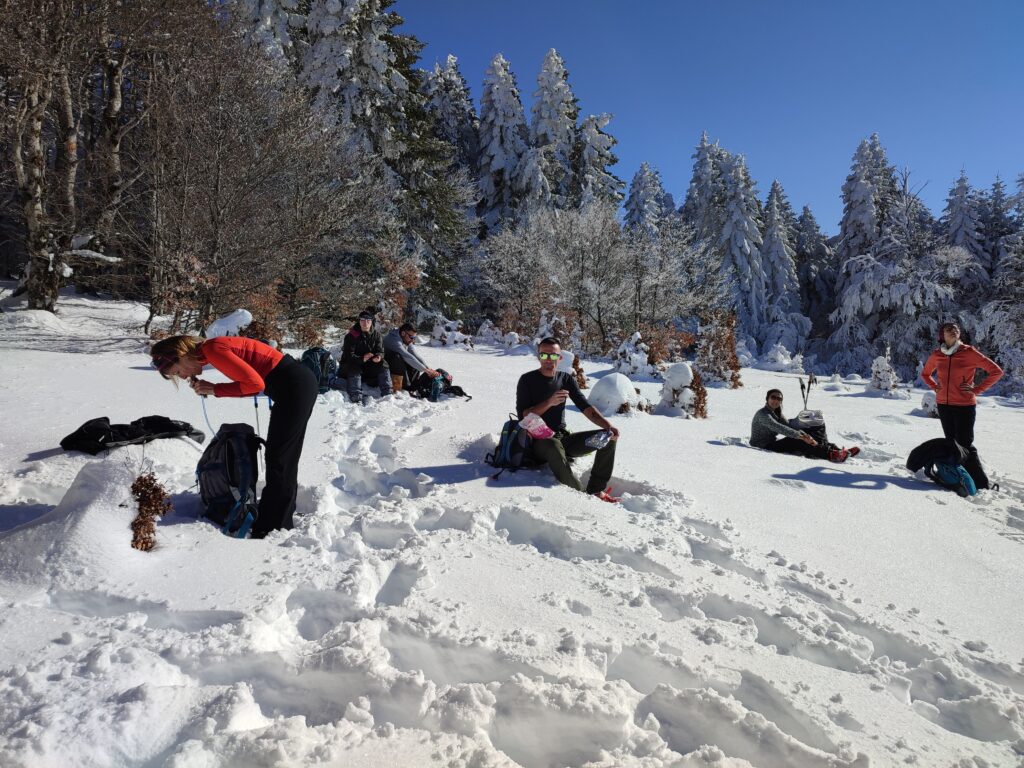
[149,335,318,538]
[921,321,1003,449]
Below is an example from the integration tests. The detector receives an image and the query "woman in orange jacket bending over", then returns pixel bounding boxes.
[921,322,1003,449]
[150,335,318,538]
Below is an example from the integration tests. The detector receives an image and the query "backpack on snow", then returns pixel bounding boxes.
[484,414,539,478]
[301,347,339,394]
[196,423,265,538]
[927,463,978,497]
[410,368,472,401]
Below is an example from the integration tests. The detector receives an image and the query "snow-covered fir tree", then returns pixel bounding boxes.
[941,170,986,267]
[977,176,1017,281]
[793,206,836,336]
[717,154,766,347]
[477,53,529,232]
[423,54,480,171]
[513,146,553,217]
[759,184,809,352]
[837,142,880,265]
[680,132,728,242]
[764,180,798,243]
[236,0,299,65]
[571,113,624,207]
[530,49,578,209]
[624,162,671,237]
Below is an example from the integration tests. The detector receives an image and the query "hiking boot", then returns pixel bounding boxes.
[847,446,861,458]
[828,448,849,463]
[593,486,621,503]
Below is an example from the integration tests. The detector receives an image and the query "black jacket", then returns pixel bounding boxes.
[906,437,968,473]
[341,323,384,363]
[61,416,205,455]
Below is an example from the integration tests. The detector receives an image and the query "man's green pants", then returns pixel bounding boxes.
[530,429,616,494]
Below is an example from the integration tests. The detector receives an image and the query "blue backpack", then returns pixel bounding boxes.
[928,462,978,497]
[301,347,338,394]
[485,415,539,478]
[196,423,264,537]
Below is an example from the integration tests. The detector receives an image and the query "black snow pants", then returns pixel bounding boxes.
[937,404,976,449]
[765,436,831,461]
[253,355,318,536]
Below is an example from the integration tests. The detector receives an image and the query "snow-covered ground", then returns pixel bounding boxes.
[1,289,1023,768]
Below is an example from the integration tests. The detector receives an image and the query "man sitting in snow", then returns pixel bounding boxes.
[516,338,620,502]
[383,322,440,393]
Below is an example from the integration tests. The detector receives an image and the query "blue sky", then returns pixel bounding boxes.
[400,0,1024,233]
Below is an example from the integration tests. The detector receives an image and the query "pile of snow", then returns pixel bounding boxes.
[614,332,657,377]
[431,319,473,348]
[590,372,648,414]
[205,309,253,338]
[656,362,697,417]
[753,343,805,373]
[916,390,940,417]
[821,373,851,393]
[474,319,522,348]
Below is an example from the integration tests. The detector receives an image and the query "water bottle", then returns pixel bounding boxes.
[584,430,612,450]
[429,375,444,402]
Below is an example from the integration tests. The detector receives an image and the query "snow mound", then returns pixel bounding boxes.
[657,363,697,418]
[754,343,805,373]
[590,373,640,415]
[205,309,253,338]
[0,308,71,334]
[664,361,694,389]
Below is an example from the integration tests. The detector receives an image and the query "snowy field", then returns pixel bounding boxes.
[1,289,1023,768]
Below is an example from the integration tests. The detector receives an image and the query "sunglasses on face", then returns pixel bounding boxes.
[538,352,561,361]
[768,395,783,401]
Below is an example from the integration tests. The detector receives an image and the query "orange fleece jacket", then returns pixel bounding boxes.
[199,336,283,397]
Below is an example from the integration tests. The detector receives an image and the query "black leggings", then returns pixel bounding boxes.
[766,436,831,461]
[254,356,318,534]
[937,404,976,448]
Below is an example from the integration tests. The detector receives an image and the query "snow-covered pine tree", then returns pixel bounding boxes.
[941,170,986,268]
[759,183,809,352]
[477,53,529,232]
[977,176,1017,282]
[624,162,670,237]
[423,54,480,172]
[530,48,578,209]
[764,180,798,243]
[236,0,300,65]
[793,206,836,337]
[571,113,624,208]
[717,154,766,347]
[513,146,553,217]
[837,141,880,266]
[680,132,728,242]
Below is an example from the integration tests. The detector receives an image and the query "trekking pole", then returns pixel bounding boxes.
[253,396,261,439]
[799,378,808,410]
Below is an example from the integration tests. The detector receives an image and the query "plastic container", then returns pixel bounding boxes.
[584,430,612,450]
[520,412,555,439]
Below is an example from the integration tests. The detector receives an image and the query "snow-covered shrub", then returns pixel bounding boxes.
[656,362,708,418]
[866,346,909,398]
[206,309,253,338]
[754,343,805,374]
[589,372,650,415]
[696,313,743,389]
[475,319,522,348]
[614,332,657,377]
[917,390,939,417]
[431,319,474,348]
[869,349,899,393]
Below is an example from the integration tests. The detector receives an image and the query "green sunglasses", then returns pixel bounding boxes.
[538,352,561,361]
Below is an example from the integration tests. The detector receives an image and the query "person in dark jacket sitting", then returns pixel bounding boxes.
[341,311,392,405]
[750,388,857,463]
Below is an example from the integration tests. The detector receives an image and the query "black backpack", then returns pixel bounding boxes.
[410,368,472,401]
[484,414,539,478]
[196,423,264,538]
[301,347,339,394]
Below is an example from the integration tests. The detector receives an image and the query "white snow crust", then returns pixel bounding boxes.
[1,287,1023,767]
